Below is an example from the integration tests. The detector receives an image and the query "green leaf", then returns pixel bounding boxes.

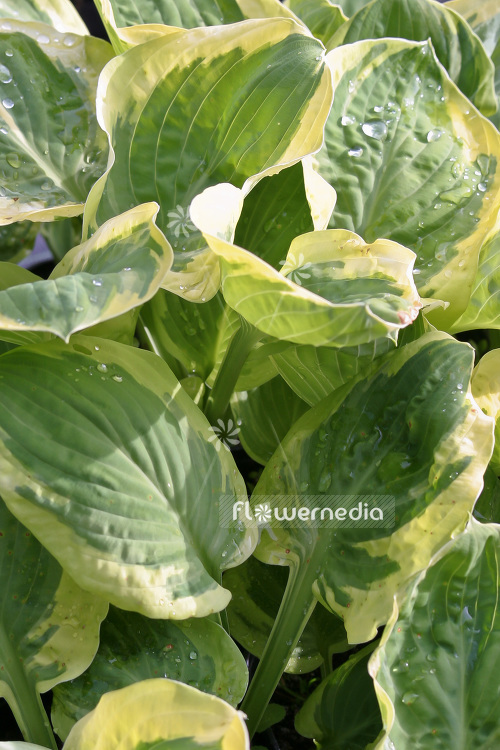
[240,332,494,733]
[231,376,309,465]
[224,555,350,674]
[284,0,347,47]
[0,204,173,342]
[257,703,286,733]
[330,0,497,115]
[0,498,108,747]
[336,0,372,13]
[0,0,88,34]
[83,19,333,300]
[0,220,38,262]
[0,22,112,224]
[63,679,249,750]
[234,339,280,391]
[295,644,382,749]
[0,264,51,346]
[471,349,500,474]
[473,466,500,523]
[451,212,500,332]
[51,606,248,741]
[192,207,422,347]
[318,38,500,329]
[447,0,500,128]
[93,0,299,51]
[252,332,494,643]
[233,161,315,271]
[271,338,394,405]
[0,336,257,619]
[370,519,500,749]
[140,290,239,386]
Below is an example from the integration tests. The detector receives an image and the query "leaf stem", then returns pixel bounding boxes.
[204,318,262,424]
[241,541,325,737]
[1,632,58,749]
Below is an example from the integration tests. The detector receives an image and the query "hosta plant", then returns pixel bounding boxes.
[0,0,499,748]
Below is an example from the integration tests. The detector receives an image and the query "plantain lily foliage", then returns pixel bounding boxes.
[0,0,499,747]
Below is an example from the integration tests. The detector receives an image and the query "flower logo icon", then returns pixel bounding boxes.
[208,418,240,452]
[279,252,312,286]
[166,204,196,238]
[254,503,272,524]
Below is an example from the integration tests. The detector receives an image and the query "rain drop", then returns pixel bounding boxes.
[362,120,387,141]
[37,34,50,44]
[348,147,363,157]
[2,98,14,109]
[97,363,108,374]
[6,153,20,168]
[0,64,12,84]
[402,692,419,705]
[341,114,356,126]
[426,129,443,142]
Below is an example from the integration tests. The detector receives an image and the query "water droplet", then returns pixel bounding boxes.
[189,651,197,660]
[0,126,8,134]
[92,278,102,287]
[318,470,331,492]
[75,305,84,313]
[2,98,14,109]
[477,182,487,193]
[112,375,123,383]
[97,363,108,374]
[426,129,443,142]
[362,120,387,141]
[41,181,52,191]
[341,114,356,126]
[37,34,50,44]
[0,64,12,84]
[63,35,76,47]
[348,147,363,157]
[6,153,20,168]
[402,692,419,705]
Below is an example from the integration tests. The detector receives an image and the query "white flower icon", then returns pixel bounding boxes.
[166,204,196,238]
[254,503,272,524]
[208,418,240,452]
[279,252,312,285]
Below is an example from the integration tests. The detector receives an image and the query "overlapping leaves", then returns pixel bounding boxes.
[84,18,332,300]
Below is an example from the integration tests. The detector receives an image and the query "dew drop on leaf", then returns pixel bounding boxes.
[362,120,388,141]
